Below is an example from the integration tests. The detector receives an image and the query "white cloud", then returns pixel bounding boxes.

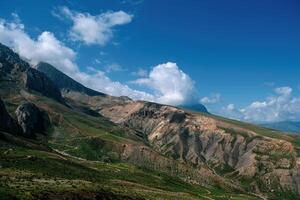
[201,93,221,104]
[0,15,154,101]
[0,15,77,74]
[133,62,196,105]
[56,7,133,46]
[72,68,154,100]
[221,104,244,120]
[221,86,300,123]
[0,15,198,106]
[274,86,292,96]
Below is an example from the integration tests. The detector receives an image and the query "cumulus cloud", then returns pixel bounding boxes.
[133,62,196,105]
[201,93,221,104]
[0,15,198,106]
[221,86,300,123]
[0,16,77,74]
[0,15,154,101]
[72,67,154,100]
[55,7,133,46]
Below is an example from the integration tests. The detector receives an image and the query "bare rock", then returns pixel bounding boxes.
[22,68,63,102]
[167,111,186,123]
[0,98,22,134]
[15,102,50,138]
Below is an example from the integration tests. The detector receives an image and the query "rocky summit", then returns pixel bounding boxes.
[0,43,300,200]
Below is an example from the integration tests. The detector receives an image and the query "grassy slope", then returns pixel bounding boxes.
[0,135,260,200]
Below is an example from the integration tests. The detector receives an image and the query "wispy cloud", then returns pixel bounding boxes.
[105,63,124,73]
[122,0,144,6]
[221,86,300,123]
[132,68,148,77]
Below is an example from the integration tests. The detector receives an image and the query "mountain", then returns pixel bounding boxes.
[35,61,133,112]
[262,121,300,134]
[35,62,106,97]
[0,43,63,103]
[1,43,300,200]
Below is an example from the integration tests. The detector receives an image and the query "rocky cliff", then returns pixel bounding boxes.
[35,62,106,97]
[100,101,300,194]
[15,102,51,138]
[0,98,22,135]
[0,43,63,102]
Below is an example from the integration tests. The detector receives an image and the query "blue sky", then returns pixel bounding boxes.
[0,0,300,123]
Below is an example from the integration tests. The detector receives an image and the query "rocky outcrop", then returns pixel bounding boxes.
[0,43,63,103]
[0,43,29,77]
[15,102,50,138]
[22,68,63,102]
[0,98,22,134]
[100,101,299,194]
[34,62,135,111]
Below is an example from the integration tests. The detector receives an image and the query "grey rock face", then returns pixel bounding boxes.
[0,43,63,103]
[0,43,29,76]
[0,98,22,134]
[35,62,106,97]
[15,102,50,138]
[23,68,63,102]
[167,111,186,123]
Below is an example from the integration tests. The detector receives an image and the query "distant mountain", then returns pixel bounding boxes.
[262,121,300,134]
[180,104,209,114]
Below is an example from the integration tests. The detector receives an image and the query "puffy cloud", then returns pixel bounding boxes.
[221,86,300,123]
[72,68,154,100]
[0,16,77,74]
[133,62,196,105]
[201,93,221,104]
[0,15,197,106]
[56,7,133,46]
[0,15,154,101]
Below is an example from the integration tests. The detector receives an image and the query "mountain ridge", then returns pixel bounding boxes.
[35,62,106,97]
